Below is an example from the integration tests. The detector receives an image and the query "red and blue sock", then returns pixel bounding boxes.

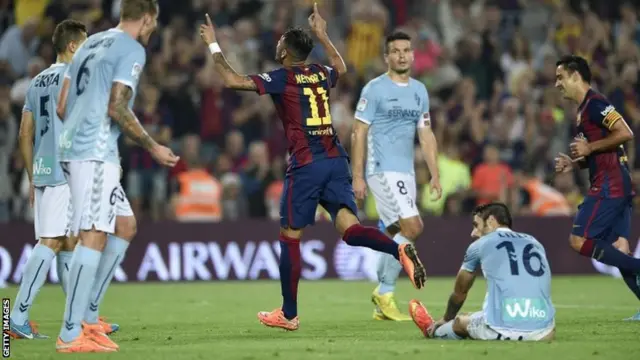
[579,239,640,272]
[279,234,301,320]
[343,224,399,260]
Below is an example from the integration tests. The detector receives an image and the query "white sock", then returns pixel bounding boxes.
[434,320,463,340]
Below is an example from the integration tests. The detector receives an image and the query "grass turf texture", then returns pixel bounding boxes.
[4,276,639,359]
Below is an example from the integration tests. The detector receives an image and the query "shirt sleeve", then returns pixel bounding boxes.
[461,240,482,272]
[354,83,378,125]
[417,85,431,129]
[112,45,146,90]
[321,65,339,88]
[248,68,287,95]
[22,81,34,113]
[588,98,624,130]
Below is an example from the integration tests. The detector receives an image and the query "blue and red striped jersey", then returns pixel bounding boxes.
[249,64,348,170]
[576,89,634,198]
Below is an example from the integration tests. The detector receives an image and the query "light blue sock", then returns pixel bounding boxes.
[56,251,73,295]
[84,235,129,324]
[434,320,463,340]
[59,245,102,343]
[11,244,56,325]
[377,233,411,295]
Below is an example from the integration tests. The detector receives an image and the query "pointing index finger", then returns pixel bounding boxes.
[205,13,212,26]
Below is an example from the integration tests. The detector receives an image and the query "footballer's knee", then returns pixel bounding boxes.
[398,216,423,241]
[569,234,585,253]
[334,207,360,236]
[280,227,303,240]
[115,215,137,242]
[452,315,470,337]
[613,237,630,254]
[39,237,64,253]
[60,235,78,252]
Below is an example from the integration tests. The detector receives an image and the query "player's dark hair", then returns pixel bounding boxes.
[473,202,513,228]
[120,0,158,21]
[52,20,87,55]
[283,27,314,62]
[384,31,412,54]
[556,55,592,83]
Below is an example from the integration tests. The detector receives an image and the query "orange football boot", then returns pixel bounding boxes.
[56,332,115,353]
[408,299,434,338]
[257,308,299,331]
[82,323,119,351]
[398,243,427,289]
[98,316,119,335]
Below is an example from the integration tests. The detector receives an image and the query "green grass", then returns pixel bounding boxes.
[4,276,640,359]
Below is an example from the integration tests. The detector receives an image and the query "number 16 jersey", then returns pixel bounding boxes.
[461,228,555,332]
[59,28,146,165]
[249,64,348,171]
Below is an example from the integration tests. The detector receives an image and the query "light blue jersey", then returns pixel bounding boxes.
[59,28,145,164]
[24,63,68,187]
[354,74,430,176]
[462,228,555,332]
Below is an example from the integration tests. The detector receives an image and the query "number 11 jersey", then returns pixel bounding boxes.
[59,28,145,165]
[249,64,348,171]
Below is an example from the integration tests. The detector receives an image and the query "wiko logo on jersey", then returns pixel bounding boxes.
[600,105,615,117]
[387,108,421,119]
[33,158,53,176]
[503,298,548,321]
[59,130,72,149]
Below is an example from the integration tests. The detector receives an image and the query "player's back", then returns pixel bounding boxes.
[474,229,555,331]
[357,74,428,176]
[26,63,68,187]
[577,89,633,198]
[255,64,348,170]
[59,28,144,164]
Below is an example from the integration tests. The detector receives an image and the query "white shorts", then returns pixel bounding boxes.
[466,311,555,341]
[63,161,134,236]
[34,184,71,240]
[366,172,419,227]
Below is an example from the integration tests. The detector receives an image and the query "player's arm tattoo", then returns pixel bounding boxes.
[443,269,476,321]
[211,53,257,91]
[107,82,156,151]
[443,295,464,322]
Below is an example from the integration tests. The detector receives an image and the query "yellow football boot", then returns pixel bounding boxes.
[371,286,411,321]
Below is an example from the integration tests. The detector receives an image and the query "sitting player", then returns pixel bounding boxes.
[409,203,556,341]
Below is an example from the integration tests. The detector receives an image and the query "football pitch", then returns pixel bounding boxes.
[4,276,640,359]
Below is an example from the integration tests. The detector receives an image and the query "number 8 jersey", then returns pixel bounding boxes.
[59,28,145,165]
[248,64,348,171]
[462,228,555,332]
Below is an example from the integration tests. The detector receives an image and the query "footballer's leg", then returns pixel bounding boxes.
[57,161,118,353]
[257,165,321,331]
[10,185,70,340]
[326,159,426,290]
[57,234,77,295]
[408,299,465,339]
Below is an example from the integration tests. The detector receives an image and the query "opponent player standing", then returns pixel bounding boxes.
[56,0,179,353]
[410,203,556,341]
[554,55,640,321]
[200,3,427,331]
[9,20,88,340]
[351,31,441,321]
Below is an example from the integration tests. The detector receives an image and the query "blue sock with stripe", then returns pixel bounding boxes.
[57,251,73,295]
[59,245,101,342]
[84,235,129,324]
[11,244,56,325]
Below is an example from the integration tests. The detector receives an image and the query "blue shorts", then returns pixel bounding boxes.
[571,195,633,243]
[280,157,358,229]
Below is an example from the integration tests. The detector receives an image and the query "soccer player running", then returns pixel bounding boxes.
[553,55,640,321]
[410,203,556,341]
[351,31,441,321]
[199,3,427,331]
[56,0,179,353]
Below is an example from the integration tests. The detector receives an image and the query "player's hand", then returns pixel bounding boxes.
[429,177,442,201]
[150,144,180,167]
[353,176,367,201]
[570,137,592,158]
[308,2,327,36]
[554,152,573,173]
[199,13,217,45]
[29,183,34,208]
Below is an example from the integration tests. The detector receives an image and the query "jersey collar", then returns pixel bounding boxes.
[49,63,65,68]
[495,227,512,232]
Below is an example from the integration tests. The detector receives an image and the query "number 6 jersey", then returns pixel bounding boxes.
[248,64,348,171]
[59,28,145,165]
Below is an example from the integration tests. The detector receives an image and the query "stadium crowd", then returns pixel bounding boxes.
[1,0,640,223]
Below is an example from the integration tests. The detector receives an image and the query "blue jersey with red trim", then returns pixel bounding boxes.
[576,89,633,198]
[249,64,348,170]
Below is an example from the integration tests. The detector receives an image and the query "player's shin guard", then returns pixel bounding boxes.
[59,245,101,343]
[57,251,73,295]
[11,244,56,325]
[279,234,301,320]
[433,321,463,340]
[580,239,640,272]
[343,224,399,259]
[84,235,129,324]
[377,234,411,294]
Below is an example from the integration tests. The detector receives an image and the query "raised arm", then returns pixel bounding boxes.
[309,3,347,76]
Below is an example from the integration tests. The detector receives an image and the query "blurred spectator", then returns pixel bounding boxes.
[516,170,572,216]
[242,140,274,218]
[472,144,514,206]
[10,57,45,110]
[421,142,471,216]
[0,79,15,222]
[0,17,39,78]
[220,172,249,221]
